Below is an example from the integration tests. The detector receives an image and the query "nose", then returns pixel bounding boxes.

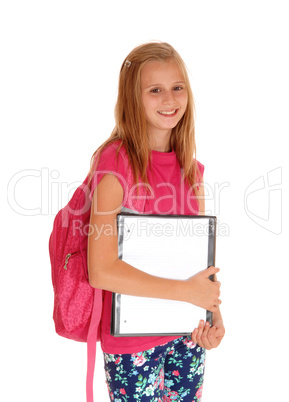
[162,90,175,105]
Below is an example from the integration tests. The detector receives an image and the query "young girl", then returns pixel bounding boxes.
[87,42,225,401]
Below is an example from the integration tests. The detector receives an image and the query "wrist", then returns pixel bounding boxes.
[174,279,194,304]
[212,306,223,323]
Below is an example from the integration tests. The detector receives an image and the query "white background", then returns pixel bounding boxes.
[1,1,288,401]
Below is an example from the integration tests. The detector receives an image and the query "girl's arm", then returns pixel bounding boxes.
[191,178,225,348]
[87,173,221,312]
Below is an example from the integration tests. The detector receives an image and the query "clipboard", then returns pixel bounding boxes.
[111,212,216,337]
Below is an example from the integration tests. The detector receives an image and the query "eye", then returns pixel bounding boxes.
[150,88,161,94]
[174,86,183,91]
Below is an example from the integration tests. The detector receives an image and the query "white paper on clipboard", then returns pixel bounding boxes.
[111,213,216,337]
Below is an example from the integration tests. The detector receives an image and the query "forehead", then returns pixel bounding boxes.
[140,59,185,87]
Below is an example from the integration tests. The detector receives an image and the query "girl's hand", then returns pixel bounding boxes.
[191,319,225,350]
[186,266,222,312]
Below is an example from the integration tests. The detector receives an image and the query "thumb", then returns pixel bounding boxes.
[206,266,220,278]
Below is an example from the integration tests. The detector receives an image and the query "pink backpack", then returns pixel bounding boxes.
[49,174,102,402]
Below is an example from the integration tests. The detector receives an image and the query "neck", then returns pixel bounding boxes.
[148,130,171,152]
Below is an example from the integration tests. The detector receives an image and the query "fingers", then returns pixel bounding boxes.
[206,266,220,279]
[191,320,204,346]
[208,269,221,311]
[208,300,222,312]
[196,320,205,346]
[208,302,221,313]
[191,327,198,345]
[188,266,222,311]
[191,320,213,349]
[207,279,222,312]
[200,321,211,349]
[207,326,217,348]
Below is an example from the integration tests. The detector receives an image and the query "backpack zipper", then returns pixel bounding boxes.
[63,251,79,270]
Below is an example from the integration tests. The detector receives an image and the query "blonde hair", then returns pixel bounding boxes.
[89,41,201,195]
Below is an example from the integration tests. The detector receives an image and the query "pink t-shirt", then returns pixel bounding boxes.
[89,141,204,354]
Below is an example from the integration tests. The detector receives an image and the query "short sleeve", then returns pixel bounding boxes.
[89,142,129,201]
[196,160,205,181]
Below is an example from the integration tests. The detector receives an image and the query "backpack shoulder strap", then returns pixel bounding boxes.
[86,288,103,402]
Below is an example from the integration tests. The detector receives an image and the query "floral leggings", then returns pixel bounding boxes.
[103,336,206,401]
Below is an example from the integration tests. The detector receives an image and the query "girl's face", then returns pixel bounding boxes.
[141,59,188,150]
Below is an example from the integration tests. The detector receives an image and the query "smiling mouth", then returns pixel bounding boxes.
[158,109,178,116]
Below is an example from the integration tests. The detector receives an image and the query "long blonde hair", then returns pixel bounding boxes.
[89,41,200,193]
